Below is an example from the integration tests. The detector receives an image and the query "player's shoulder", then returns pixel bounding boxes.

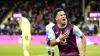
[22,17,30,23]
[52,24,57,30]
[73,25,81,31]
[52,24,56,27]
[66,23,74,29]
[73,25,78,28]
[50,22,55,25]
[46,24,49,28]
[24,18,29,22]
[46,23,55,28]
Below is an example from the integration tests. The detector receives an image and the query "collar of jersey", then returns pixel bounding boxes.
[58,23,67,29]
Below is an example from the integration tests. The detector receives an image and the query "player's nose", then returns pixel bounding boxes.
[62,15,66,18]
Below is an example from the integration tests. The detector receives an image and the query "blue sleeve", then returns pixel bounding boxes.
[73,25,83,37]
[48,28,56,40]
[46,31,49,38]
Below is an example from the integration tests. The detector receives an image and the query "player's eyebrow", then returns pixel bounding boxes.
[59,13,65,16]
[60,14,63,16]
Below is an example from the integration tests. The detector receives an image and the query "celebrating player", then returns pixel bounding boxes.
[48,8,86,56]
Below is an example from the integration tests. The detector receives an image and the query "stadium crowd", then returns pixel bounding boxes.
[0,0,99,36]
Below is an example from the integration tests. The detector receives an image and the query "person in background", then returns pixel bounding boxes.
[12,11,31,56]
[46,17,55,56]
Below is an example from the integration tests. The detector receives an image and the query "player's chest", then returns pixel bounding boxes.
[55,27,71,36]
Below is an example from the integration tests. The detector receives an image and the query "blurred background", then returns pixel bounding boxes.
[0,0,100,36]
[0,0,100,56]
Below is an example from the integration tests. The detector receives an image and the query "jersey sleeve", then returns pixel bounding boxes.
[46,30,49,38]
[46,26,49,38]
[48,28,56,40]
[73,25,83,37]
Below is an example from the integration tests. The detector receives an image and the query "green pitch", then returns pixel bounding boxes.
[0,44,100,56]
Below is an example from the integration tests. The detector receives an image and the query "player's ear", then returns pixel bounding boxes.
[55,16,58,21]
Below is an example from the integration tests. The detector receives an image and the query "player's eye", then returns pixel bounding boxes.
[60,14,63,16]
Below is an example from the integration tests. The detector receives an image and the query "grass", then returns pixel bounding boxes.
[0,44,100,56]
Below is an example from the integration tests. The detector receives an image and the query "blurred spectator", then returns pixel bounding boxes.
[83,25,90,35]
[0,0,85,35]
[93,24,98,35]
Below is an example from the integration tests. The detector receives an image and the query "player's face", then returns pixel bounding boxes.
[56,11,67,25]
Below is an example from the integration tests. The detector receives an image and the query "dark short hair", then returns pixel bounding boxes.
[20,11,27,17]
[53,8,64,19]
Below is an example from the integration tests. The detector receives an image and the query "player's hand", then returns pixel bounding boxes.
[58,31,69,41]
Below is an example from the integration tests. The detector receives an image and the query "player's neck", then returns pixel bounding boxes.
[57,23,67,28]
